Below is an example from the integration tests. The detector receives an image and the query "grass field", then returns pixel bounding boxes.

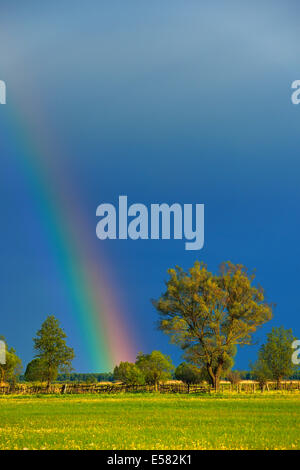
[0,393,299,450]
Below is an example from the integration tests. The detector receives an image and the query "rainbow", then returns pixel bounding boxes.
[4,92,136,372]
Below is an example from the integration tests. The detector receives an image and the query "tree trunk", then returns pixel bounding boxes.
[214,363,223,392]
[207,366,222,392]
[276,378,282,390]
[213,374,221,392]
[47,371,51,391]
[207,366,215,389]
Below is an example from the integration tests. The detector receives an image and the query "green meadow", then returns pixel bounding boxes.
[0,393,299,450]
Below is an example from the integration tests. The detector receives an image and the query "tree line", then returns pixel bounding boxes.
[1,261,299,391]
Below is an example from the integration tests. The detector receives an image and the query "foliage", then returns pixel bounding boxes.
[183,343,236,381]
[226,370,241,385]
[135,351,174,387]
[250,358,272,391]
[154,261,273,390]
[55,373,114,383]
[33,316,75,386]
[0,337,22,385]
[290,370,300,380]
[85,375,98,384]
[254,327,298,388]
[114,361,145,385]
[24,358,48,382]
[237,370,253,380]
[175,362,206,384]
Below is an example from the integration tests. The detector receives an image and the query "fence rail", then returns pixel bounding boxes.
[0,381,300,395]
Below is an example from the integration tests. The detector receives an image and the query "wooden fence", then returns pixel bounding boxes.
[0,381,299,395]
[159,383,210,394]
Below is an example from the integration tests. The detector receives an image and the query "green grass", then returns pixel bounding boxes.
[0,393,299,450]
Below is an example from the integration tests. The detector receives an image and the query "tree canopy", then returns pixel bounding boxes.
[24,358,48,382]
[33,316,75,387]
[226,370,242,385]
[252,326,298,389]
[135,351,174,388]
[250,357,272,391]
[175,362,205,384]
[114,361,145,385]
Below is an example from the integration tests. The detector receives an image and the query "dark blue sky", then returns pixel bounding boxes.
[0,1,299,372]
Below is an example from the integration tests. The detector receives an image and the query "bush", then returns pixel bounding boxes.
[175,363,205,384]
[114,362,145,385]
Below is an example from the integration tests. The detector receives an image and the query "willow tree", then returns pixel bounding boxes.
[153,261,273,390]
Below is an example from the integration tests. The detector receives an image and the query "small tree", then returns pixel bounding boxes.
[136,351,174,390]
[114,361,145,385]
[24,358,47,382]
[226,370,241,386]
[0,337,22,385]
[85,375,97,384]
[250,358,272,392]
[256,327,298,389]
[33,316,75,388]
[175,362,205,384]
[154,261,273,391]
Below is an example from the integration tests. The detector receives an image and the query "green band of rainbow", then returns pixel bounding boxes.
[5,94,136,372]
